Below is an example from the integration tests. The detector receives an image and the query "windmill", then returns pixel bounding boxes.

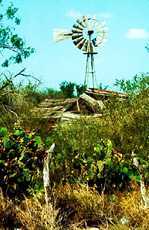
[53,16,108,88]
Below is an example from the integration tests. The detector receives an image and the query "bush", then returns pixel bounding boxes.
[45,87,63,99]
[0,77,36,129]
[60,81,75,98]
[76,84,87,96]
[0,126,45,200]
[103,76,149,183]
[0,76,62,131]
[48,119,138,192]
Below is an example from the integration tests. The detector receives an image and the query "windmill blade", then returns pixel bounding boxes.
[72,27,83,33]
[76,19,86,29]
[73,23,84,31]
[92,38,97,47]
[95,24,102,32]
[87,41,91,53]
[73,36,84,44]
[82,16,89,28]
[90,41,95,53]
[73,36,84,47]
[95,38,102,46]
[96,22,108,32]
[75,38,85,49]
[73,36,84,45]
[53,29,72,42]
[87,41,94,53]
[83,17,94,32]
[96,36,106,46]
[91,19,96,30]
[81,39,88,52]
[96,31,107,46]
[72,33,83,40]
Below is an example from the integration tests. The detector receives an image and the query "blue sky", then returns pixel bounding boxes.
[9,0,149,89]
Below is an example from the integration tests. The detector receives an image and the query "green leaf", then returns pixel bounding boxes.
[14,129,24,136]
[105,158,112,166]
[87,157,93,165]
[3,137,11,149]
[15,17,20,25]
[6,4,18,19]
[0,160,5,165]
[56,153,64,164]
[0,127,8,137]
[131,175,140,182]
[97,160,104,173]
[122,167,129,174]
[34,135,42,146]
[9,172,17,178]
[94,144,102,153]
[87,167,95,180]
[107,139,113,154]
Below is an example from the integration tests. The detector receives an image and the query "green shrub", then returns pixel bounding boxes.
[45,87,63,99]
[0,126,44,200]
[0,77,35,129]
[59,81,75,98]
[104,76,149,183]
[48,119,138,192]
[76,84,87,96]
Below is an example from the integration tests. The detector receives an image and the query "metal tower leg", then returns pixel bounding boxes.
[91,53,97,88]
[84,53,97,89]
[84,53,90,86]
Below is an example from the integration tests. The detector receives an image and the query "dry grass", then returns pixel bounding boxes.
[0,190,61,230]
[118,191,149,230]
[0,186,149,229]
[17,197,60,230]
[55,184,149,229]
[56,184,117,228]
[0,190,20,229]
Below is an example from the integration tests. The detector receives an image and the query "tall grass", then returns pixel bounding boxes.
[0,190,61,229]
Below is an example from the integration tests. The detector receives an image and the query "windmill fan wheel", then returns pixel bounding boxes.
[72,16,107,53]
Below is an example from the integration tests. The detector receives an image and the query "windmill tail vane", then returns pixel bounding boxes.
[53,29,72,42]
[53,16,108,89]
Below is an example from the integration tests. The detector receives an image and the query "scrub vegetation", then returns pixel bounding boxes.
[0,0,149,229]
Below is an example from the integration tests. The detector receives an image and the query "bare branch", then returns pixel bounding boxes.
[13,68,26,78]
[43,143,55,205]
[12,68,41,83]
[0,44,18,53]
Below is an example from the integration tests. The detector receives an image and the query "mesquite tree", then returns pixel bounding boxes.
[0,0,34,67]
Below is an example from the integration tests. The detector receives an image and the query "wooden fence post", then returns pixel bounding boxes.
[43,143,55,205]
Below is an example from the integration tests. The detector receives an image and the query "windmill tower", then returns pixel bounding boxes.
[53,16,108,88]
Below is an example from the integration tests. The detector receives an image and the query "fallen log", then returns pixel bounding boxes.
[61,112,80,121]
[79,93,104,113]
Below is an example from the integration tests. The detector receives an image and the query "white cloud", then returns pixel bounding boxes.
[126,28,149,39]
[66,9,82,19]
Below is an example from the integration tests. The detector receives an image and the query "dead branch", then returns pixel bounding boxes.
[132,152,149,208]
[43,143,55,205]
